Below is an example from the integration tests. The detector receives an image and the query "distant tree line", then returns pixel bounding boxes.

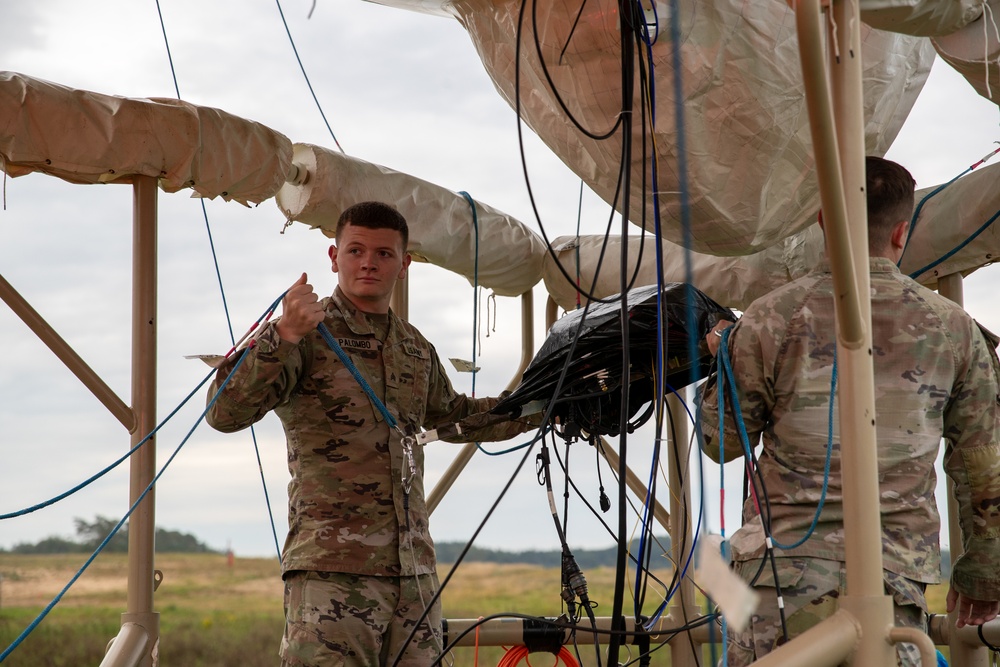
[435,537,951,576]
[435,535,672,569]
[0,516,220,555]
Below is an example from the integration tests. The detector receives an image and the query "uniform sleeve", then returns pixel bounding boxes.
[943,315,1000,601]
[205,320,305,433]
[699,314,773,463]
[421,345,536,443]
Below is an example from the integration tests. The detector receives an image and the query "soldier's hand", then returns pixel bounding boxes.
[705,320,735,358]
[275,273,325,344]
[947,586,1000,628]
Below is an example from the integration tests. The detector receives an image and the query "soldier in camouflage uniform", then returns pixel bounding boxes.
[206,201,536,666]
[699,157,1000,665]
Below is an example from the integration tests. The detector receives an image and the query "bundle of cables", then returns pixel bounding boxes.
[497,645,580,667]
[492,282,735,437]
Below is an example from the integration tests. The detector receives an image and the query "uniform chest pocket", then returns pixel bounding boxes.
[387,342,431,423]
[306,354,378,427]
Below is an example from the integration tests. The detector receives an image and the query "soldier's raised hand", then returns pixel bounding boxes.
[275,273,325,344]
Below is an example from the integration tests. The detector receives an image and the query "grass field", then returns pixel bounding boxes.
[0,553,950,666]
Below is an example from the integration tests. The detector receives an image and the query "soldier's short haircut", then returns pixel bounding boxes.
[865,156,915,254]
[336,201,409,249]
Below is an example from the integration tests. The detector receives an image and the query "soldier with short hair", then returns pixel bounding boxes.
[206,201,536,666]
[700,156,1000,665]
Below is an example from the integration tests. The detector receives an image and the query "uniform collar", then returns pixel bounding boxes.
[816,256,901,275]
[331,286,410,342]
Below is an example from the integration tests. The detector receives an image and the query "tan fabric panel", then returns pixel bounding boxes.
[275,143,547,297]
[0,71,293,205]
[541,227,824,313]
[370,0,934,255]
[899,162,1000,287]
[932,0,1000,104]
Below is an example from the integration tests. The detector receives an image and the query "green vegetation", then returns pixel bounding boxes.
[0,516,220,555]
[0,553,951,666]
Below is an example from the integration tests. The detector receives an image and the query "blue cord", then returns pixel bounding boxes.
[0,347,252,663]
[316,323,399,430]
[716,327,835,550]
[274,0,344,152]
[153,5,283,561]
[899,144,1000,270]
[0,291,286,521]
[0,367,213,521]
[908,207,1000,280]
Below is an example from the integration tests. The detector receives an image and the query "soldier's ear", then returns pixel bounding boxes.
[329,244,339,273]
[890,220,909,252]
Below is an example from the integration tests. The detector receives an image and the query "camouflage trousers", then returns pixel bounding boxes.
[723,557,927,667]
[280,570,443,667]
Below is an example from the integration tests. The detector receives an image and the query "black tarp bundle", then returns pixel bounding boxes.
[491,283,736,437]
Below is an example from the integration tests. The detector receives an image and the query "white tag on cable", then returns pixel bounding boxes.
[185,354,227,368]
[694,535,759,633]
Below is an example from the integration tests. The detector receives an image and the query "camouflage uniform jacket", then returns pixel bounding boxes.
[700,258,1000,600]
[207,286,528,578]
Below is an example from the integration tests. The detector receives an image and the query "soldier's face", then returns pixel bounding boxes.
[329,224,411,313]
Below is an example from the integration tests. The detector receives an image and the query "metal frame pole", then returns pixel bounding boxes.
[428,290,534,513]
[121,175,160,666]
[663,392,700,667]
[795,0,897,664]
[0,275,135,431]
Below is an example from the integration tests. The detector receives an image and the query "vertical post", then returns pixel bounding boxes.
[665,392,699,667]
[391,273,409,321]
[823,1,896,664]
[938,272,990,667]
[125,175,159,665]
[426,290,535,513]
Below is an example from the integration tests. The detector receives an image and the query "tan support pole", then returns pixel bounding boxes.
[427,290,534,513]
[545,295,560,331]
[937,272,990,666]
[102,623,150,666]
[795,1,898,665]
[744,609,859,667]
[794,0,862,347]
[0,274,135,431]
[122,175,160,666]
[888,626,938,667]
[663,392,700,666]
[595,439,671,531]
[390,273,408,321]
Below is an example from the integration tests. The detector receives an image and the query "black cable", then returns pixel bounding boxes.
[662,399,702,664]
[608,0,638,661]
[700,349,790,641]
[549,438,671,595]
[515,0,650,306]
[536,433,601,665]
[389,429,544,667]
[530,0,622,141]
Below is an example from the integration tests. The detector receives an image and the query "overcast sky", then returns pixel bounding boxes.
[1,0,999,564]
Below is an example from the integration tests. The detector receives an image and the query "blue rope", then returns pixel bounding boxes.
[274,0,344,152]
[0,367,213,521]
[899,144,1000,269]
[716,327,835,550]
[154,4,283,561]
[0,347,252,663]
[908,207,1000,280]
[316,322,399,430]
[0,289,284,521]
